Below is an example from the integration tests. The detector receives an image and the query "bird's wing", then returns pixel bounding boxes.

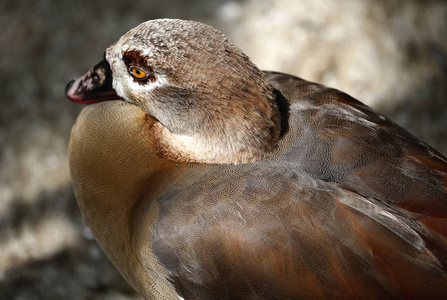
[265,72,447,232]
[149,166,447,299]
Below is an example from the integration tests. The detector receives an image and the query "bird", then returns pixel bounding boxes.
[65,19,447,299]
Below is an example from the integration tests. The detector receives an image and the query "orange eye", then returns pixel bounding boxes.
[130,66,148,79]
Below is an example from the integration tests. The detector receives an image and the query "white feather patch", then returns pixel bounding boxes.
[338,193,426,250]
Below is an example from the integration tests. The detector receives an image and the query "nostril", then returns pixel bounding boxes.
[92,73,99,83]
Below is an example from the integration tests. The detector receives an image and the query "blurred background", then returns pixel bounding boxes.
[1,0,446,299]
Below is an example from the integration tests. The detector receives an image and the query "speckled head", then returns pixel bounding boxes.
[68,19,281,164]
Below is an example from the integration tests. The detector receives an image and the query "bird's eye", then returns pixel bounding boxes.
[129,66,148,79]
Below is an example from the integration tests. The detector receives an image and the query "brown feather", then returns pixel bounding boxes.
[67,20,447,300]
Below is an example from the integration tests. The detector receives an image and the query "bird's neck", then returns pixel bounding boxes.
[148,95,282,164]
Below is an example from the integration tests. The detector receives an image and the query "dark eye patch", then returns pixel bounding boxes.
[122,49,156,84]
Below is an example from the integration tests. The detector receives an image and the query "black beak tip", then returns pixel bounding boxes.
[65,78,76,95]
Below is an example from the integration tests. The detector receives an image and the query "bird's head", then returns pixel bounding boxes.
[66,19,281,164]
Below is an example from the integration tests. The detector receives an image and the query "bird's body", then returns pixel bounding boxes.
[67,19,447,299]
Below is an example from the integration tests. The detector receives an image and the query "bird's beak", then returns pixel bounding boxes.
[66,59,121,104]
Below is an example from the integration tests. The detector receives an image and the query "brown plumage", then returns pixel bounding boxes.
[66,19,447,299]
